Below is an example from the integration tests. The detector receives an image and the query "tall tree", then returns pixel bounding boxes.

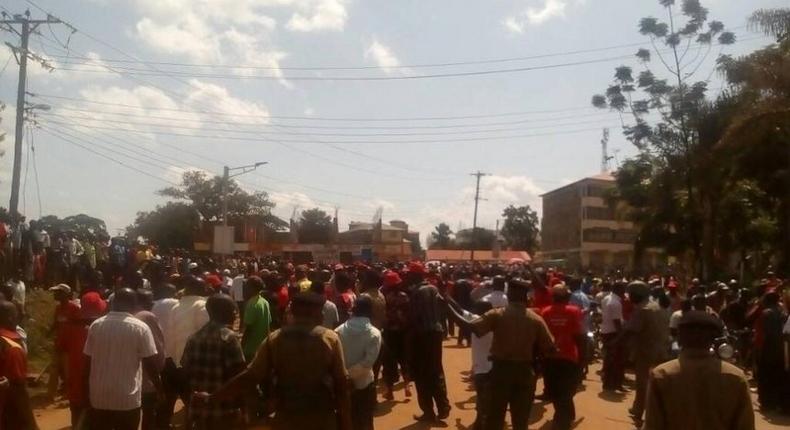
[297,208,334,243]
[591,0,735,276]
[127,202,200,251]
[455,228,496,250]
[430,222,454,249]
[158,170,286,231]
[500,205,539,254]
[38,214,108,238]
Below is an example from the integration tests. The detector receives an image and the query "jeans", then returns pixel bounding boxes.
[141,392,157,430]
[382,329,410,388]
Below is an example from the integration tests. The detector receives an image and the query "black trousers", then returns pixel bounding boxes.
[89,408,141,430]
[156,360,189,429]
[141,392,157,430]
[757,354,784,410]
[410,330,450,417]
[382,329,410,388]
[601,333,625,390]
[351,383,376,430]
[543,359,579,430]
[472,372,490,430]
[485,360,536,430]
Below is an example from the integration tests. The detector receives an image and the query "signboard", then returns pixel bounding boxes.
[213,226,235,255]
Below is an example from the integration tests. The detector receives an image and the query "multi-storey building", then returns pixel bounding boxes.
[540,173,663,271]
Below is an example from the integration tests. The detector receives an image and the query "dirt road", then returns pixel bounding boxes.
[34,338,789,429]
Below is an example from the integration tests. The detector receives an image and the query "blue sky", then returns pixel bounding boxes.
[0,0,783,242]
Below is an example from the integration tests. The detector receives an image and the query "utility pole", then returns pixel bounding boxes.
[2,11,60,222]
[469,171,489,262]
[600,128,610,173]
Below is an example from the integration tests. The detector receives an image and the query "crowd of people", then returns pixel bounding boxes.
[0,245,788,430]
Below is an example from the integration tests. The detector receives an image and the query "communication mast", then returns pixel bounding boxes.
[600,128,611,173]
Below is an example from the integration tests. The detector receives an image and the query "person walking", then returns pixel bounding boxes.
[407,263,451,422]
[335,296,382,430]
[447,278,556,430]
[83,288,163,430]
[754,291,787,412]
[181,294,246,430]
[159,277,209,428]
[643,311,754,430]
[540,285,584,430]
[193,292,352,430]
[623,281,671,426]
[600,282,626,392]
[133,290,166,430]
[381,270,412,400]
[241,276,271,362]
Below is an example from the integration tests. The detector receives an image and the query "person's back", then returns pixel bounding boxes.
[242,294,271,360]
[630,301,671,364]
[166,294,209,364]
[410,283,443,333]
[645,353,753,430]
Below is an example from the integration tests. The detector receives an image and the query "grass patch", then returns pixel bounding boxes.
[23,289,55,375]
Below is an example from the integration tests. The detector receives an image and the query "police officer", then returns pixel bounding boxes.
[446,278,556,430]
[643,311,754,430]
[195,292,352,430]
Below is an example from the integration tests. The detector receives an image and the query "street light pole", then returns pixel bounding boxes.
[221,162,267,226]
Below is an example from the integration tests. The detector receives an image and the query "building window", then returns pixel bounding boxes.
[584,206,614,220]
[582,227,614,242]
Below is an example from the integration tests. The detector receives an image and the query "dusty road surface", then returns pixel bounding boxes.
[34,338,790,429]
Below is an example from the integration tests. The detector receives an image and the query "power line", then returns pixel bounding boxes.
[37,118,618,145]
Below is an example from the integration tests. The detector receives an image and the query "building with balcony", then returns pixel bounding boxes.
[539,173,663,271]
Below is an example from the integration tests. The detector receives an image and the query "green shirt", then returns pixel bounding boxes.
[243,295,272,360]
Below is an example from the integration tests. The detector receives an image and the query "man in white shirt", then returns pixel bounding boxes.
[600,282,626,392]
[84,288,161,430]
[481,276,508,309]
[229,271,246,320]
[158,277,209,428]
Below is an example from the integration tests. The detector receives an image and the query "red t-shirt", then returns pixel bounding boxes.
[54,301,81,349]
[540,304,583,363]
[57,324,88,405]
[0,329,27,424]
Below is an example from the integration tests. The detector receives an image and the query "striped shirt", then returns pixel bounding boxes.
[84,312,157,411]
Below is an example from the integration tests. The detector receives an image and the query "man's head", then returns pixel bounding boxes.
[691,294,707,311]
[113,288,138,313]
[245,276,264,301]
[291,292,324,324]
[360,270,382,292]
[507,278,530,304]
[184,276,208,296]
[567,277,581,292]
[334,271,354,293]
[49,284,72,303]
[677,310,723,350]
[153,283,177,301]
[612,281,626,297]
[0,301,18,329]
[492,276,506,292]
[206,294,237,326]
[352,295,373,319]
[627,281,650,305]
[552,284,571,304]
[136,289,154,311]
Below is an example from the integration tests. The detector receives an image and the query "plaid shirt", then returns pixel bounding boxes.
[181,321,245,421]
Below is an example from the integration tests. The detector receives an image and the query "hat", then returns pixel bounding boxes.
[407,261,426,275]
[678,311,723,331]
[222,269,231,275]
[382,270,402,288]
[333,263,345,272]
[80,292,107,320]
[49,284,72,294]
[188,262,199,270]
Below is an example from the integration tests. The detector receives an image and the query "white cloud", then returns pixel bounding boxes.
[504,0,569,33]
[286,0,349,32]
[365,39,408,75]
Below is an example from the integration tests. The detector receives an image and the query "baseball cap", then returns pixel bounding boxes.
[80,292,107,320]
[407,261,426,275]
[49,284,72,294]
[382,270,403,288]
[188,262,199,270]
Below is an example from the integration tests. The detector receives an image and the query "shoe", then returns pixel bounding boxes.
[438,407,451,420]
[414,414,437,422]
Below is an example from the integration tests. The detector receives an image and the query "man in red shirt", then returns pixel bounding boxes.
[49,283,80,400]
[540,285,584,430]
[0,300,38,430]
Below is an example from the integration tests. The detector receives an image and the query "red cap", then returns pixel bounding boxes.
[407,261,426,275]
[382,270,403,288]
[80,292,107,320]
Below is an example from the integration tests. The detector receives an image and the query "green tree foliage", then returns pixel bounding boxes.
[37,214,109,238]
[297,208,334,244]
[430,222,454,249]
[592,0,736,275]
[127,202,200,251]
[158,170,286,231]
[500,205,539,254]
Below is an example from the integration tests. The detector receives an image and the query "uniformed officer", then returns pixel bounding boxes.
[195,292,352,430]
[643,311,754,430]
[446,278,556,430]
